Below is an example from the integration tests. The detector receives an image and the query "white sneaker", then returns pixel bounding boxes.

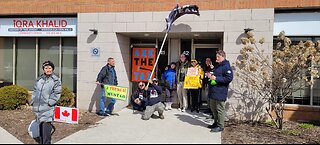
[168,103,172,110]
[177,108,181,111]
[182,108,186,112]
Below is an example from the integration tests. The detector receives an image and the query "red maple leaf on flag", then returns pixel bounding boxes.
[62,110,70,117]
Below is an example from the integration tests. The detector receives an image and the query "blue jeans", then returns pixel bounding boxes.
[100,88,116,114]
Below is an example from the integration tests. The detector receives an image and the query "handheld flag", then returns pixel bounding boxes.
[165,4,200,32]
[54,106,79,124]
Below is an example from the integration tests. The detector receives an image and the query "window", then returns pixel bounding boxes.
[62,38,77,92]
[38,38,60,76]
[16,38,36,90]
[273,36,320,106]
[0,37,77,92]
[0,38,13,87]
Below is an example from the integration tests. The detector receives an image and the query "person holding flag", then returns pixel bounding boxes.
[146,4,200,112]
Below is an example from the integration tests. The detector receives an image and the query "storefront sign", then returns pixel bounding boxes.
[131,48,156,82]
[104,85,128,101]
[0,18,77,36]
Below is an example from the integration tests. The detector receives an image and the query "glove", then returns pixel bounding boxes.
[209,79,217,86]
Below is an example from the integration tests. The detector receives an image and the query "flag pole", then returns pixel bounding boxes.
[146,32,168,87]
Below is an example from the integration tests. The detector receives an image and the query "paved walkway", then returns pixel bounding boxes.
[0,127,23,144]
[56,108,221,144]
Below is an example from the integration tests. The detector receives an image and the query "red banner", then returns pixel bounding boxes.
[131,48,156,82]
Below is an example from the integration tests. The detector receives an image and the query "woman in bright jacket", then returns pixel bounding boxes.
[161,62,177,110]
[189,59,204,113]
[31,61,61,144]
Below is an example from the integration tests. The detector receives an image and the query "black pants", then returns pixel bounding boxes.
[190,89,200,111]
[39,122,53,144]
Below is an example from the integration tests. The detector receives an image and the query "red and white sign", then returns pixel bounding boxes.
[54,106,79,124]
[0,18,77,37]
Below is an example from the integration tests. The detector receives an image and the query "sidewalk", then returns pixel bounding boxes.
[0,127,23,144]
[56,108,221,144]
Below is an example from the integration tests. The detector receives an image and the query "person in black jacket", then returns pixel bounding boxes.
[206,50,233,132]
[131,82,147,112]
[96,57,118,116]
[139,78,165,120]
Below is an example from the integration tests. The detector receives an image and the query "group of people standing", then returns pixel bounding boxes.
[29,50,232,144]
[130,50,233,132]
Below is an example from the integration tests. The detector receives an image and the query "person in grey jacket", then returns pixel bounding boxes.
[96,57,118,116]
[31,60,61,144]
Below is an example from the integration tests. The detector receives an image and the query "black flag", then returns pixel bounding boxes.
[165,4,200,32]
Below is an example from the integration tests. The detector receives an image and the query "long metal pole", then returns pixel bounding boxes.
[147,33,168,87]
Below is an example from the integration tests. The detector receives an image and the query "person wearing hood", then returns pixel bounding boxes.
[162,62,177,110]
[31,60,61,144]
[189,59,204,113]
[206,50,233,132]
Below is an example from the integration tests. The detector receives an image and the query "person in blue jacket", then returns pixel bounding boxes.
[206,50,233,132]
[162,62,177,110]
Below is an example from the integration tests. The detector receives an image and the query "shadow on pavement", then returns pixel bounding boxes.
[174,113,210,128]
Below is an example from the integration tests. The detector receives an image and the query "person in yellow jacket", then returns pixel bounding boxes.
[189,59,204,113]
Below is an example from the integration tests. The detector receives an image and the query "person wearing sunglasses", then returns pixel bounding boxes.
[189,59,204,113]
[131,82,147,112]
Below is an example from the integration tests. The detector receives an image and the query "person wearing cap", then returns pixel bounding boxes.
[96,57,119,116]
[189,59,204,113]
[161,62,177,111]
[176,53,190,112]
[140,78,165,120]
[31,60,61,144]
[206,50,233,132]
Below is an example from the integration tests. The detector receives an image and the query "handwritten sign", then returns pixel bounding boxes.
[184,76,201,89]
[131,48,156,82]
[184,67,200,89]
[104,85,128,101]
[186,67,198,76]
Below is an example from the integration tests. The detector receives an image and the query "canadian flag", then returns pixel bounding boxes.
[54,106,79,124]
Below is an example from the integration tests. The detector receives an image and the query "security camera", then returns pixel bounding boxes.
[89,28,98,35]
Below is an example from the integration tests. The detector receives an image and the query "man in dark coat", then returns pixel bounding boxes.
[207,50,233,132]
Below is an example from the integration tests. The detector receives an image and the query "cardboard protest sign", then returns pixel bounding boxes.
[54,106,79,124]
[131,48,156,82]
[184,67,200,89]
[104,85,128,101]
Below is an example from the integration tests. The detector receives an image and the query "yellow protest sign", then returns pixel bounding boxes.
[103,85,128,101]
[184,76,200,89]
[184,67,201,89]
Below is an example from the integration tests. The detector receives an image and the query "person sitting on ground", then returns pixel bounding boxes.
[131,82,147,112]
[137,78,165,120]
